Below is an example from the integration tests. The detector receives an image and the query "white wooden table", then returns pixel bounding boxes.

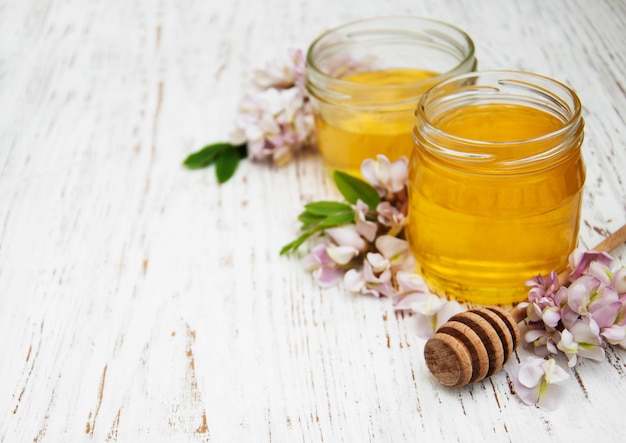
[1,0,625,441]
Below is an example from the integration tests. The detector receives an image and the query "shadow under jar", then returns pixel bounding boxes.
[305,16,476,178]
[407,71,586,305]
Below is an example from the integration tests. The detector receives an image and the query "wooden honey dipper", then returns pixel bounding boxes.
[424,223,626,387]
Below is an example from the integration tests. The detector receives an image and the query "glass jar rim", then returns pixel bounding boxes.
[413,70,585,172]
[305,16,476,91]
[416,70,583,148]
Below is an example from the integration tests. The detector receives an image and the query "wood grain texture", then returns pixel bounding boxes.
[0,0,625,441]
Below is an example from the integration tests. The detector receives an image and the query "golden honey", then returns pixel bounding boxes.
[306,17,476,178]
[315,69,438,177]
[408,71,585,305]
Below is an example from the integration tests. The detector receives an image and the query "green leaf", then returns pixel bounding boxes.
[279,229,320,255]
[304,201,353,216]
[333,171,381,209]
[280,210,355,255]
[183,143,231,169]
[215,146,243,183]
[320,210,355,226]
[298,210,326,227]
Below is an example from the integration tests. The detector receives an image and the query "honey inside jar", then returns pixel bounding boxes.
[408,88,585,305]
[315,69,438,178]
[305,17,477,178]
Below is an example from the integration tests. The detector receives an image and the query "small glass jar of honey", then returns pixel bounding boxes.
[407,71,586,305]
[305,17,476,178]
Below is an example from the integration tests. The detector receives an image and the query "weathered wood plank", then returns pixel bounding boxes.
[0,0,625,441]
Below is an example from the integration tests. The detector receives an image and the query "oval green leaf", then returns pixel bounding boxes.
[304,201,353,216]
[183,143,231,169]
[333,171,381,209]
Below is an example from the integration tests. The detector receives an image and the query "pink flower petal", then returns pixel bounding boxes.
[613,268,626,294]
[578,345,605,362]
[325,225,368,251]
[394,293,425,311]
[567,277,595,315]
[568,249,614,281]
[542,307,561,328]
[414,312,439,339]
[366,252,389,274]
[360,158,382,195]
[375,237,415,273]
[356,216,377,242]
[313,267,344,288]
[602,325,626,343]
[570,317,602,345]
[388,157,408,193]
[590,300,621,329]
[557,329,576,353]
[343,269,365,293]
[396,271,430,293]
[535,383,567,411]
[326,245,359,266]
[303,244,329,270]
[525,329,547,343]
[588,261,613,285]
[517,358,544,388]
[409,293,447,316]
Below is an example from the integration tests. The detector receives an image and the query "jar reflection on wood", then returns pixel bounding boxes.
[305,17,476,178]
[407,71,586,305]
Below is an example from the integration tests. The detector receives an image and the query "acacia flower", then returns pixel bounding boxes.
[375,235,415,273]
[601,301,626,347]
[354,200,378,242]
[522,246,626,366]
[252,48,306,91]
[343,236,414,298]
[521,326,561,357]
[613,267,626,295]
[303,244,345,288]
[325,225,369,252]
[513,356,570,410]
[394,271,464,339]
[376,201,407,237]
[524,272,567,328]
[526,271,560,305]
[556,316,605,367]
[568,248,614,281]
[344,252,394,297]
[292,154,416,294]
[360,155,408,197]
[229,49,315,166]
[565,275,620,329]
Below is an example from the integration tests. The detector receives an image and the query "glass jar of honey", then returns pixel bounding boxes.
[305,17,476,178]
[407,71,586,305]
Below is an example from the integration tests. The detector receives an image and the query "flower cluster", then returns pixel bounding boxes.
[183,49,318,183]
[284,154,464,339]
[301,156,413,292]
[230,49,316,166]
[310,157,412,288]
[183,47,375,182]
[520,249,626,367]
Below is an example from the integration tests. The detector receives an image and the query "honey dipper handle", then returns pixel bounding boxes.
[511,305,527,324]
[592,224,626,253]
[556,223,626,286]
